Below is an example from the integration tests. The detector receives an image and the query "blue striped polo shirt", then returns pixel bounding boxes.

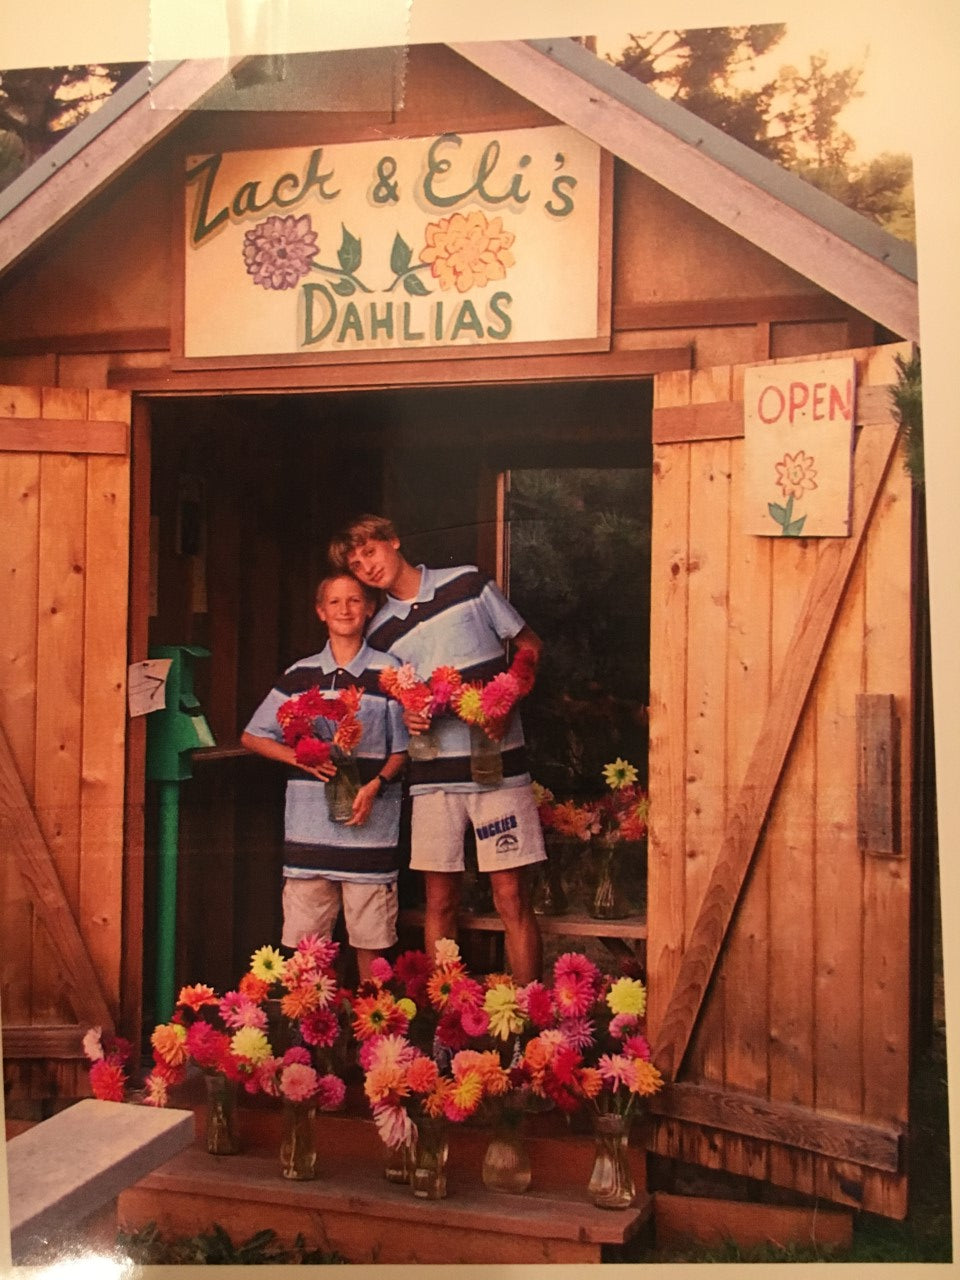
[244,642,408,882]
[365,564,531,795]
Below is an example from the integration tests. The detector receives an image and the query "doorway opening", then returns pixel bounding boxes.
[139,376,653,1005]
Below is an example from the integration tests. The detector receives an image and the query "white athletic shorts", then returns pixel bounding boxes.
[281,877,398,951]
[410,785,547,874]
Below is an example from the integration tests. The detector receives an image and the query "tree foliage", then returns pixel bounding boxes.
[611,27,914,240]
[0,64,140,179]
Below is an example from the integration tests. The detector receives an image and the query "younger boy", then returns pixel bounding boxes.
[241,572,408,980]
[328,515,546,983]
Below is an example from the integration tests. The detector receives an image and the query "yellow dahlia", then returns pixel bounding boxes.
[250,945,287,984]
[230,1025,271,1064]
[606,976,647,1018]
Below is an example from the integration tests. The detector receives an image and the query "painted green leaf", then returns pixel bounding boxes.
[784,516,807,536]
[391,233,412,275]
[768,502,787,524]
[330,277,355,296]
[338,225,362,272]
[403,273,430,296]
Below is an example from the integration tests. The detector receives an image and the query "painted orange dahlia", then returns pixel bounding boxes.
[419,210,516,293]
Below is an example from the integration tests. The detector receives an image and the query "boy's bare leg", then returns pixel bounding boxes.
[423,871,463,959]
[489,867,542,984]
[355,948,381,982]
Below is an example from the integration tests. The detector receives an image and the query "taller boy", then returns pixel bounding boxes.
[329,515,546,982]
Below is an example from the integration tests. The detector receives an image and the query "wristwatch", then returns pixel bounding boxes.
[375,773,391,792]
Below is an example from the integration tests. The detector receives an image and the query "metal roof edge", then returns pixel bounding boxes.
[526,37,917,285]
[0,61,183,222]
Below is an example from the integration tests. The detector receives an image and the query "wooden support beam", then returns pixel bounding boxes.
[650,420,902,1082]
[0,417,127,454]
[653,383,893,444]
[0,720,114,1032]
[1,1026,87,1059]
[648,1082,903,1172]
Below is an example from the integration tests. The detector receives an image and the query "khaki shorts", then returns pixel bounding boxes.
[411,786,547,874]
[281,877,398,951]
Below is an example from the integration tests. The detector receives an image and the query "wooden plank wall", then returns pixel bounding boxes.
[646,348,912,1216]
[0,385,129,1100]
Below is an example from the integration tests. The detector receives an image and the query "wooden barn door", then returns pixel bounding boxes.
[645,343,913,1218]
[0,384,130,1100]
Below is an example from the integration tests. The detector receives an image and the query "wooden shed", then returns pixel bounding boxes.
[0,38,930,1221]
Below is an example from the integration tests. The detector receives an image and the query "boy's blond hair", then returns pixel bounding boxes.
[328,514,398,571]
[314,571,375,607]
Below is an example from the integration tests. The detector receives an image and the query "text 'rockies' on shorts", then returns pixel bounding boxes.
[410,786,547,873]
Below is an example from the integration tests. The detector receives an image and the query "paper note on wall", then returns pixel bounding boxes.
[128,659,173,717]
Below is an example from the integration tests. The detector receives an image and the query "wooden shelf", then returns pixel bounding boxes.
[118,1116,652,1265]
[398,907,647,940]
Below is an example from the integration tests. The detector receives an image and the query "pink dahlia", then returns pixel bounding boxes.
[481,671,520,721]
[280,1062,320,1103]
[315,1073,346,1111]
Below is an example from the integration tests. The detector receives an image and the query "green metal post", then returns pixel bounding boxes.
[155,780,181,1024]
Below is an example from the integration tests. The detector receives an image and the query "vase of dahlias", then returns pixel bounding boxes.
[203,1070,241,1155]
[587,1109,635,1209]
[590,838,629,919]
[407,719,440,761]
[325,751,361,823]
[411,1113,450,1199]
[468,723,503,786]
[280,1097,318,1180]
[481,1104,531,1194]
[384,1136,418,1184]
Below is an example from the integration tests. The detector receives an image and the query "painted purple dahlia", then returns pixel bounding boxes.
[242,213,318,290]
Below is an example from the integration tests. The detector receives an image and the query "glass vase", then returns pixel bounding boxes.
[481,1113,531,1194]
[203,1070,240,1155]
[279,1098,317,1180]
[407,719,439,761]
[590,839,630,919]
[411,1115,449,1199]
[587,1111,635,1209]
[469,723,503,786]
[384,1138,416,1184]
[532,837,570,916]
[325,753,361,824]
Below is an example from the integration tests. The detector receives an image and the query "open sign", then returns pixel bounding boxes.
[744,357,857,538]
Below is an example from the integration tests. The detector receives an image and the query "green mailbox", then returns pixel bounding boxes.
[146,644,215,781]
[145,644,214,1022]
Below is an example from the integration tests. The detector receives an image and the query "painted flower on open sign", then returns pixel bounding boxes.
[419,209,516,293]
[774,450,818,501]
[243,213,318,290]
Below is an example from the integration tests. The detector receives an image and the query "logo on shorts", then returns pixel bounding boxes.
[475,813,518,842]
[495,832,519,855]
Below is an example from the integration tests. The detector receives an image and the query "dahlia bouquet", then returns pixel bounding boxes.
[356,940,517,1150]
[378,663,462,720]
[594,759,649,845]
[532,782,597,843]
[276,684,364,768]
[546,952,662,1118]
[449,645,539,741]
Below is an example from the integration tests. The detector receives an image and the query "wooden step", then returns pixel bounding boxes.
[118,1113,652,1264]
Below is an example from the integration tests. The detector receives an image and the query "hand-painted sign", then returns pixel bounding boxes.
[743,357,857,537]
[181,126,603,358]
